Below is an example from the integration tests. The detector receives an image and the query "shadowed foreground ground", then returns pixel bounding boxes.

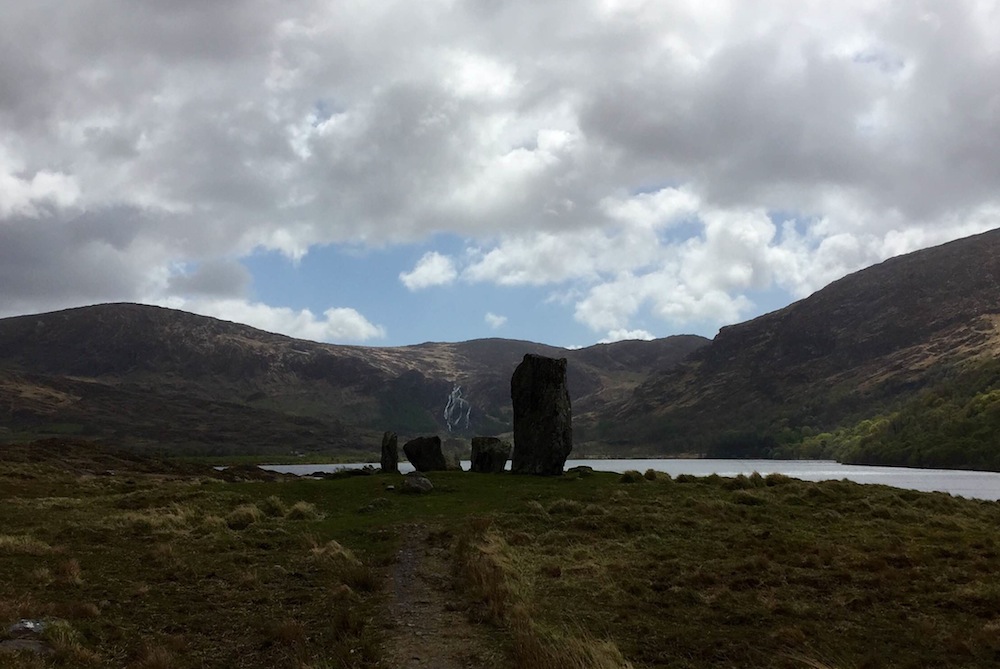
[3,441,1000,668]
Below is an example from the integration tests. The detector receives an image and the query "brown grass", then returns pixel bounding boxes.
[456,527,632,669]
[133,644,176,669]
[55,558,83,585]
[0,534,53,555]
[269,619,307,647]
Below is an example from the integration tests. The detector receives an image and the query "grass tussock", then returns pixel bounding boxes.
[286,500,322,520]
[43,619,102,665]
[115,504,199,534]
[258,495,288,518]
[619,470,645,484]
[55,558,83,585]
[267,619,307,647]
[225,503,264,530]
[133,644,176,669]
[547,499,583,514]
[0,534,53,555]
[309,538,360,565]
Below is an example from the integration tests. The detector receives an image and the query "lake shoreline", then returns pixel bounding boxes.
[261,457,1000,501]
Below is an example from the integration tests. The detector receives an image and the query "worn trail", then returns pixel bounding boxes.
[380,525,501,669]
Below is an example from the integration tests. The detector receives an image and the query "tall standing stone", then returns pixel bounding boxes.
[402,435,448,472]
[380,431,398,473]
[470,437,511,473]
[510,354,572,475]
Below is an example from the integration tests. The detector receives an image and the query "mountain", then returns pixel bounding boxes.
[0,303,707,456]
[606,228,1000,468]
[5,229,999,466]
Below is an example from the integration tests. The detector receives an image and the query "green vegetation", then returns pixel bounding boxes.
[776,358,1000,470]
[4,440,1000,667]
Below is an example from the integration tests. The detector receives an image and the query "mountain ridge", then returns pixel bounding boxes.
[608,228,1000,461]
[4,228,1000,467]
[0,302,708,455]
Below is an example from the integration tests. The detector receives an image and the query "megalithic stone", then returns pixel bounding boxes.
[470,436,511,473]
[380,431,398,473]
[510,354,572,475]
[402,435,448,472]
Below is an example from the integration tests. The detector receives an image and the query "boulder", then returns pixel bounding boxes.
[1,620,53,657]
[470,437,511,473]
[380,431,399,473]
[510,354,572,475]
[402,435,448,472]
[402,472,434,494]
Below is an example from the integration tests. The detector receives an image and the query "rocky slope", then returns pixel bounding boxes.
[0,303,707,455]
[608,228,1000,457]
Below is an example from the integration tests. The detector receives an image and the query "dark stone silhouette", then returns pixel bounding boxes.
[510,354,572,475]
[380,431,399,473]
[470,437,511,473]
[402,435,448,472]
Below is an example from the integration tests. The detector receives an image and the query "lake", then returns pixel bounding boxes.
[261,458,1000,501]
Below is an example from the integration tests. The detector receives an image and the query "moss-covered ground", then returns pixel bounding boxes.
[3,443,1000,668]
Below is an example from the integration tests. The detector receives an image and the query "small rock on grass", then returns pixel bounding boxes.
[402,473,433,494]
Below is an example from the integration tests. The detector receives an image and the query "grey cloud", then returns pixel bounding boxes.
[0,213,148,315]
[167,259,252,298]
[578,4,1000,221]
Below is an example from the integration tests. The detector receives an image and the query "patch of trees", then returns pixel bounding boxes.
[779,359,1000,471]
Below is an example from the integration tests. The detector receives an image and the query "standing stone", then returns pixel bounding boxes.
[470,437,511,473]
[402,435,448,472]
[380,431,399,473]
[510,354,572,475]
[442,437,467,471]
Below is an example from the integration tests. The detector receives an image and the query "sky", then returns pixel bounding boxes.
[1,1,999,348]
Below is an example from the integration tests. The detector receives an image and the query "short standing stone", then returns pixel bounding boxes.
[402,435,448,472]
[470,437,511,473]
[443,450,463,471]
[510,354,572,475]
[380,431,399,473]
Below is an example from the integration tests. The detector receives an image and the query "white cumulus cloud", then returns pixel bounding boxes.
[600,329,656,343]
[484,312,507,329]
[399,252,458,291]
[159,298,386,343]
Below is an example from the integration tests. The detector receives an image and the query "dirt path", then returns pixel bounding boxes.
[379,525,502,669]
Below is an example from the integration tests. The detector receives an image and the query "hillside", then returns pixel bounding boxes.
[0,303,707,456]
[607,228,1000,467]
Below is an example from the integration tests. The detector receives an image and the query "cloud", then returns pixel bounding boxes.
[159,298,386,343]
[484,312,507,329]
[2,1,1000,342]
[0,165,80,218]
[167,260,252,298]
[399,252,458,290]
[600,329,655,343]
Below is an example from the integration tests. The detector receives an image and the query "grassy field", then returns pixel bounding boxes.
[2,442,1000,668]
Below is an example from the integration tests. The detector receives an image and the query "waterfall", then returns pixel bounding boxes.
[443,384,471,432]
